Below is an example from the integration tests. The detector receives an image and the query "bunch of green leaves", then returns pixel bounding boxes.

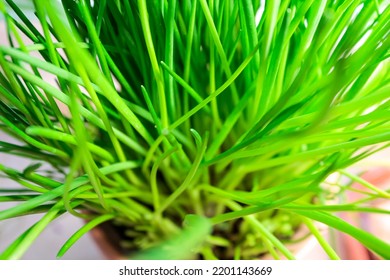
[0,0,389,259]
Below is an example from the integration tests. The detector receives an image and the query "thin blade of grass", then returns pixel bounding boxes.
[292,209,390,259]
[57,214,115,258]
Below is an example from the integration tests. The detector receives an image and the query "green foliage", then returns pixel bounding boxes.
[0,0,389,259]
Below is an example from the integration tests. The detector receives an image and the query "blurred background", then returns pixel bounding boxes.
[1,0,389,260]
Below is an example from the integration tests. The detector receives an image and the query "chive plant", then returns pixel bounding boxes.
[0,0,389,260]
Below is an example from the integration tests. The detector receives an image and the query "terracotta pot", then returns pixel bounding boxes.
[90,221,127,260]
[91,221,330,260]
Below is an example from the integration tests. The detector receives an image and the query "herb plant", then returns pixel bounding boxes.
[0,0,389,260]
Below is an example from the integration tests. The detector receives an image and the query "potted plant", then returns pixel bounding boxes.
[0,0,389,260]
